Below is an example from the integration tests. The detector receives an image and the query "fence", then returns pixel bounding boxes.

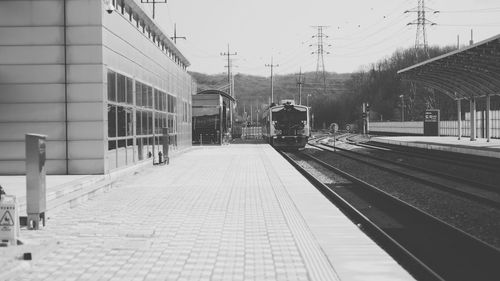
[241,127,263,139]
[370,110,500,139]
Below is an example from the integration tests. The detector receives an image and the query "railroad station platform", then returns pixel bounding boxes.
[371,136,500,159]
[1,144,413,281]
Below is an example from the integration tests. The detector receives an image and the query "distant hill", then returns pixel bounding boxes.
[190,71,351,122]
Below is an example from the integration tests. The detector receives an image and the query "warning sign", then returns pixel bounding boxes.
[0,210,14,226]
[0,195,19,245]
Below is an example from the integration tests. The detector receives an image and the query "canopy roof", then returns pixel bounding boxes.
[196,90,235,102]
[398,34,500,100]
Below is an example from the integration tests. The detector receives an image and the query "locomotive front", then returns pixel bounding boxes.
[270,103,310,149]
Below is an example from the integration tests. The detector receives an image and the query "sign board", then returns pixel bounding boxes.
[0,195,20,245]
[424,109,440,136]
[329,123,339,133]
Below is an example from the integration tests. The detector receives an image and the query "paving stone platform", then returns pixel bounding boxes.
[1,144,413,281]
[371,136,500,158]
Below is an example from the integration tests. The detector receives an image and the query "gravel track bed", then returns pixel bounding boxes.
[302,147,500,249]
[350,144,500,188]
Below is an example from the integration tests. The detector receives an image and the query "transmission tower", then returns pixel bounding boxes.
[310,26,330,93]
[405,0,437,56]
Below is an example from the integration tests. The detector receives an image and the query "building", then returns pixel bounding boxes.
[192,90,235,145]
[0,0,195,175]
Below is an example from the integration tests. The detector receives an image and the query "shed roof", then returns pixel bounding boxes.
[397,34,500,100]
[196,90,236,102]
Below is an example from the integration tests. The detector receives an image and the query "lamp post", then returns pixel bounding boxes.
[399,95,405,122]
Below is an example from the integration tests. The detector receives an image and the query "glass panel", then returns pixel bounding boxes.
[127,138,133,146]
[126,108,133,136]
[137,138,143,160]
[126,77,133,105]
[147,112,153,134]
[142,84,148,108]
[107,71,116,101]
[147,87,153,108]
[154,89,160,110]
[173,96,177,113]
[117,74,126,103]
[136,82,142,106]
[117,106,126,137]
[142,111,148,135]
[136,110,142,136]
[118,139,126,148]
[107,105,116,137]
[162,92,166,112]
[108,140,116,150]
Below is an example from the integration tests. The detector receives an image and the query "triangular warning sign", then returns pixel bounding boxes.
[0,210,14,226]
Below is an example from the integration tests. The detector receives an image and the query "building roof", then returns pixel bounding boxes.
[196,90,236,102]
[126,0,190,67]
[397,34,500,100]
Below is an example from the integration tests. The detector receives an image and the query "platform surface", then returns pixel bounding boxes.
[1,144,413,281]
[371,136,500,158]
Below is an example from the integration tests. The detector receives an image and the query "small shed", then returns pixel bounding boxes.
[192,90,235,145]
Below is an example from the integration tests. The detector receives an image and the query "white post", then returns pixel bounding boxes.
[486,94,491,142]
[470,98,476,141]
[457,99,462,140]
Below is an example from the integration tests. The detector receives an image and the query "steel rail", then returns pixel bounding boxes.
[282,149,500,280]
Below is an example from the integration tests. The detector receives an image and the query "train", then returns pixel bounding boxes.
[262,101,311,150]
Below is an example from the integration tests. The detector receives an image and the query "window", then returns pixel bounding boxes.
[142,84,148,108]
[154,89,160,110]
[126,77,133,105]
[135,82,142,106]
[126,108,133,136]
[117,106,126,137]
[142,111,148,135]
[147,87,153,108]
[107,71,116,101]
[136,110,142,136]
[117,74,126,103]
[108,105,116,137]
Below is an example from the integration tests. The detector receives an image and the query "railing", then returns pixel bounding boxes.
[370,110,500,139]
[241,127,263,139]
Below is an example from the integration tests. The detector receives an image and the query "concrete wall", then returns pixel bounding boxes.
[0,0,104,174]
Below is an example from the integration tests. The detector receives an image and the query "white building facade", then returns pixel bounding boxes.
[0,0,195,174]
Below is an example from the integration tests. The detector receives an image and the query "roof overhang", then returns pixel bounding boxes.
[196,90,236,102]
[398,34,500,100]
[125,0,190,67]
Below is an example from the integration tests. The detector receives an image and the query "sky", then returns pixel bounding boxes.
[149,0,500,76]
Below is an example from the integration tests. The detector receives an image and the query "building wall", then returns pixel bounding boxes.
[102,0,194,173]
[0,0,193,175]
[0,0,103,174]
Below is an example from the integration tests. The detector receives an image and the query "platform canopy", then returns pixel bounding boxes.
[398,34,500,100]
[196,89,235,102]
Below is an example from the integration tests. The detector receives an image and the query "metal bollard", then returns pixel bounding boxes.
[25,134,47,230]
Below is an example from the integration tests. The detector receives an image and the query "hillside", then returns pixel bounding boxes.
[190,71,351,122]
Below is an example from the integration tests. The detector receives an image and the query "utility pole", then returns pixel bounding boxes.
[296,68,305,105]
[265,57,279,104]
[310,26,330,93]
[405,0,437,56]
[220,45,237,134]
[170,23,186,44]
[220,45,237,98]
[140,0,167,19]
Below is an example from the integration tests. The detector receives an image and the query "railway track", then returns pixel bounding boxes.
[310,141,500,209]
[281,149,500,281]
[359,138,500,174]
